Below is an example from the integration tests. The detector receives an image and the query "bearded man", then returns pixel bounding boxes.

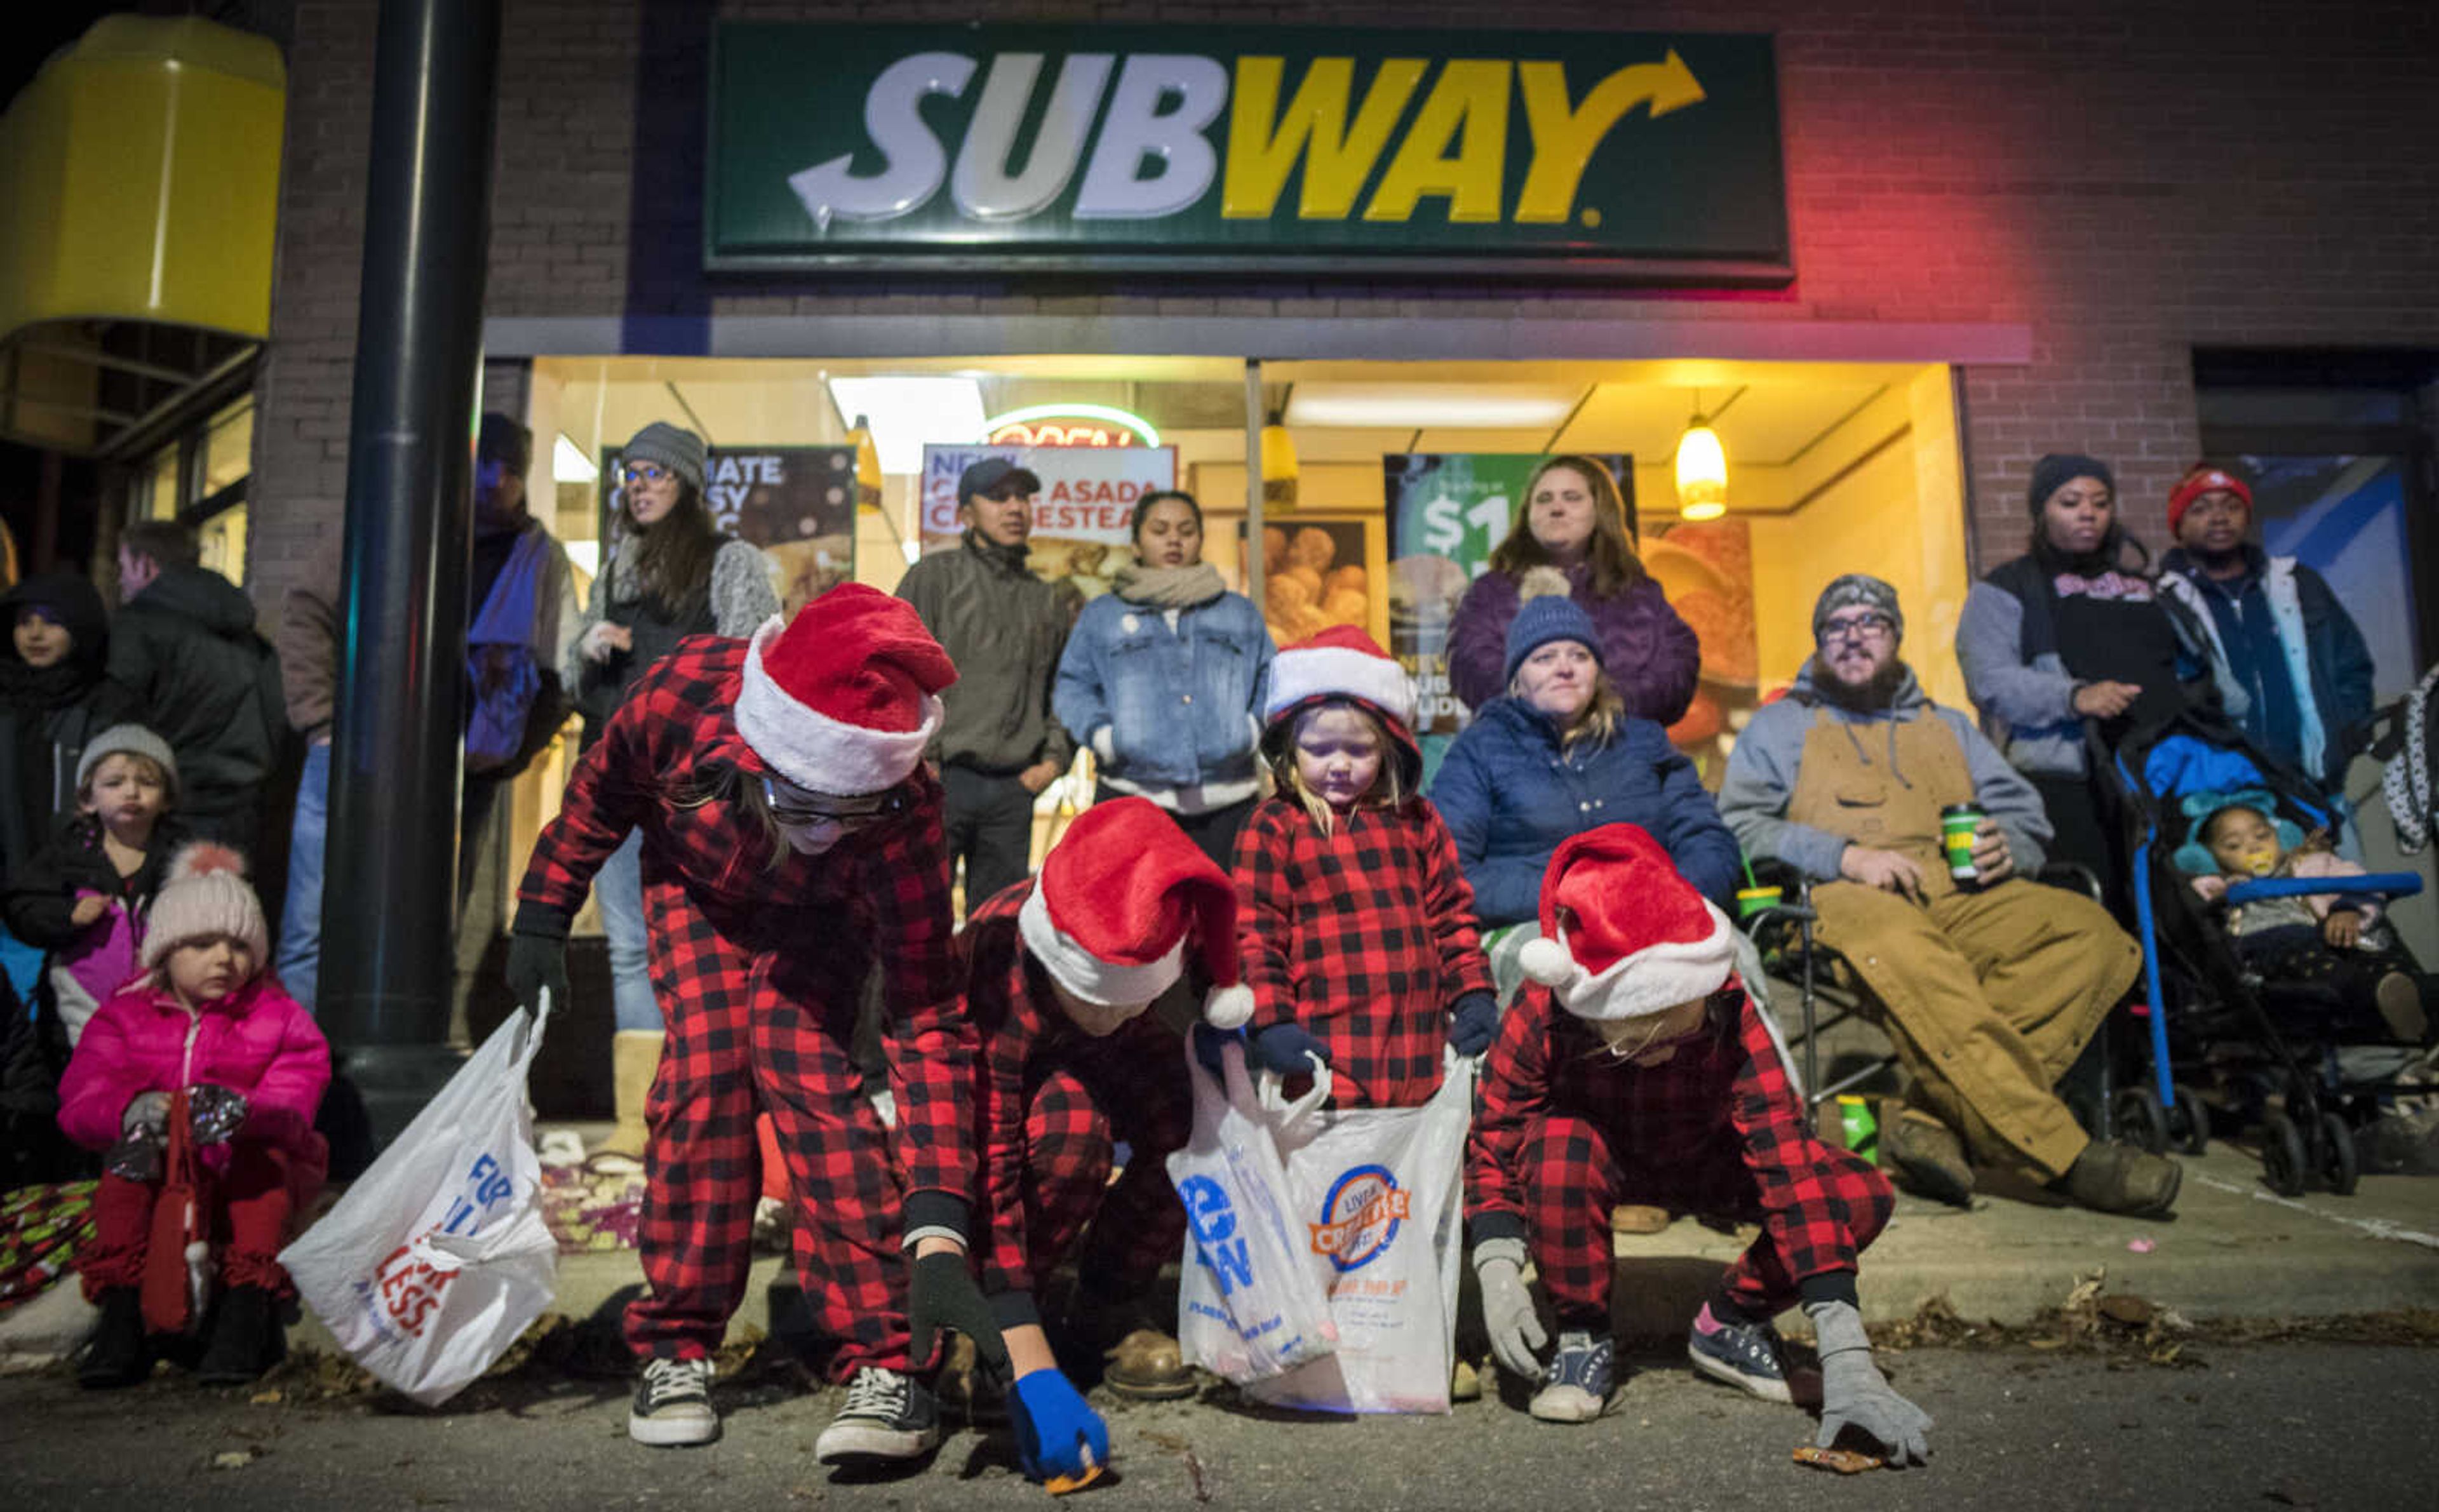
[1719,575,2180,1217]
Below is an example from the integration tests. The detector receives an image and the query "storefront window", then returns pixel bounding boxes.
[201,397,253,502]
[142,445,180,521]
[129,394,254,586]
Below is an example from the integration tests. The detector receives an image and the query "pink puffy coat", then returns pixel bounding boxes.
[57,974,331,1162]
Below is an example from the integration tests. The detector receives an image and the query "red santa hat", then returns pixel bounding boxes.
[734,584,957,796]
[1516,824,1737,1021]
[142,843,269,973]
[2166,463,2252,536]
[1017,797,1256,1029]
[1263,626,1416,731]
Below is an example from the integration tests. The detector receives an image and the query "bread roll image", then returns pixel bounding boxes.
[1267,573,1316,611]
[1322,588,1367,625]
[1263,525,1290,575]
[1326,565,1367,597]
[1287,526,1338,572]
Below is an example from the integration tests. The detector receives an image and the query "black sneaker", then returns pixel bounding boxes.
[814,1367,942,1465]
[1686,1308,1791,1403]
[77,1287,152,1389]
[1528,1330,1613,1422]
[628,1356,720,1447]
[197,1285,286,1385]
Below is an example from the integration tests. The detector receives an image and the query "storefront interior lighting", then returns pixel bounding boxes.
[1674,408,1728,521]
[982,402,1160,448]
[824,376,985,474]
[552,433,598,484]
[1284,384,1579,429]
[846,413,882,502]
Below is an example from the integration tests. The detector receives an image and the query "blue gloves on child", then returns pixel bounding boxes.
[1008,1367,1109,1483]
[1190,1023,1333,1081]
[1447,991,1499,1056]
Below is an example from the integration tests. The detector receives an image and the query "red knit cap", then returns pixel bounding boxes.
[1517,824,1735,1020]
[1018,797,1255,1027]
[2167,464,2252,537]
[735,584,957,795]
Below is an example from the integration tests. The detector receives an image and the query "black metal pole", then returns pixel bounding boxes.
[323,0,503,1146]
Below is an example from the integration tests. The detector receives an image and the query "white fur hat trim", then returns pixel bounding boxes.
[1518,900,1738,1022]
[1265,644,1416,728]
[1018,881,1187,1007]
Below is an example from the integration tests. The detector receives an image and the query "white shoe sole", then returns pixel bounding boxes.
[1528,1384,1607,1422]
[814,1419,942,1465]
[1688,1342,1794,1403]
[628,1407,722,1447]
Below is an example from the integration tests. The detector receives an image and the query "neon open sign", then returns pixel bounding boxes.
[983,403,1162,449]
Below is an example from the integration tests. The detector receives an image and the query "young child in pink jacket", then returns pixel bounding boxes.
[56,845,330,1388]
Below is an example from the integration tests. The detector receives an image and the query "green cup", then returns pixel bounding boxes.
[1940,802,1984,884]
[1735,883,1782,920]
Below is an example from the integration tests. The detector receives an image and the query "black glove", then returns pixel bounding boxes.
[1247,1024,1331,1080]
[506,930,570,1018]
[1448,990,1499,1057]
[906,1250,1011,1380]
[187,1083,249,1144]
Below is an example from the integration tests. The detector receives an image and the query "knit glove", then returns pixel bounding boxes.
[1808,1299,1932,1465]
[122,1090,171,1137]
[505,930,570,1019]
[1247,1024,1331,1080]
[1008,1368,1110,1484]
[1448,990,1499,1057]
[907,1250,1011,1379]
[1472,1236,1547,1380]
[1190,1023,1241,1081]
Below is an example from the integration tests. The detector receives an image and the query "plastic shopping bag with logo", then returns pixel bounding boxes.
[1167,1036,1339,1384]
[1244,1049,1475,1415]
[279,996,557,1407]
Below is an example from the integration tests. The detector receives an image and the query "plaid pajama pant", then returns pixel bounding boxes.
[1518,1113,1892,1326]
[1000,1059,1192,1304]
[629,886,908,1377]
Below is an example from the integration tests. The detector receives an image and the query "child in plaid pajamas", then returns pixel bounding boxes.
[1225,628,1497,1109]
[954,797,1253,1485]
[1466,824,1930,1462]
[507,585,1004,1463]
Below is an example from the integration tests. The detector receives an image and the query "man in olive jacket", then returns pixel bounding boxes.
[894,458,1073,911]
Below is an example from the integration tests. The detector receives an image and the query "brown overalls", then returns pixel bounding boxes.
[1787,707,2140,1179]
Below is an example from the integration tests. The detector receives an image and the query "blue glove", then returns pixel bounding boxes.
[1191,1022,1243,1080]
[1248,1024,1331,1080]
[1008,1367,1109,1483]
[1448,990,1499,1057]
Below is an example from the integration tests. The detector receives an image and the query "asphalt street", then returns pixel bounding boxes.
[3,1339,2430,1509]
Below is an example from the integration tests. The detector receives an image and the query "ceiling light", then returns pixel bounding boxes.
[552,433,598,484]
[1284,384,1580,430]
[1260,412,1299,513]
[825,376,986,474]
[1675,413,1727,521]
[845,413,882,505]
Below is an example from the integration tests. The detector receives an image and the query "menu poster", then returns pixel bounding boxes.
[918,443,1178,605]
[601,445,859,615]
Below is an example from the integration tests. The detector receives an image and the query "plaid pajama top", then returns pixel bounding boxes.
[1232,796,1495,1108]
[1467,981,1863,1284]
[514,634,972,1201]
[958,888,1184,1299]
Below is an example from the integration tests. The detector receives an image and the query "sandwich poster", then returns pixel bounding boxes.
[1381,453,1632,738]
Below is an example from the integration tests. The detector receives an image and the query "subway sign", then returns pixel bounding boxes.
[706,24,1789,280]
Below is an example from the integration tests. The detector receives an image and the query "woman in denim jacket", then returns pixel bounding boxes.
[1054,492,1275,867]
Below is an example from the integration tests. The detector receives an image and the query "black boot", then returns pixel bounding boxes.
[196,1285,285,1385]
[78,1288,153,1389]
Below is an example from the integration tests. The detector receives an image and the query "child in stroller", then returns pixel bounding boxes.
[2178,791,2430,1046]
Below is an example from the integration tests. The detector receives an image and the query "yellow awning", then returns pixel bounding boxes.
[0,16,283,454]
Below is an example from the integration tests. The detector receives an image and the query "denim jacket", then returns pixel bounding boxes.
[1054,588,1274,791]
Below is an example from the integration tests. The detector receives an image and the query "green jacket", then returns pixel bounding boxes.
[894,533,1073,773]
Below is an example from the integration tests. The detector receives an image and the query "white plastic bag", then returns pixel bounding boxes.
[279,996,558,1407]
[1245,1050,1475,1415]
[1167,1038,1338,1384]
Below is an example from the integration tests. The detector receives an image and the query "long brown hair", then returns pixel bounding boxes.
[615,481,721,622]
[1487,457,1645,598]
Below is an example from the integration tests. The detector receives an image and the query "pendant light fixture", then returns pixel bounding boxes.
[847,413,882,510]
[1674,391,1728,521]
[1260,403,1298,511]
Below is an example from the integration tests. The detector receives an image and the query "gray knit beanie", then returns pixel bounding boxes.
[76,723,180,801]
[1811,574,1904,644]
[622,422,707,495]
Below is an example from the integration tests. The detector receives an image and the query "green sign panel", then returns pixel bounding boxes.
[706,24,1788,279]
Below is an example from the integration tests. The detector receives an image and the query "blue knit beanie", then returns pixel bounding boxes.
[1503,583,1603,686]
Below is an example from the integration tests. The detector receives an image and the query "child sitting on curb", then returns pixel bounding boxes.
[1465,824,1929,1464]
[56,845,330,1388]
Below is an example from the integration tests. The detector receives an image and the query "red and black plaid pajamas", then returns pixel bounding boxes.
[518,637,969,1377]
[1467,982,1891,1327]
[962,890,1192,1318]
[1232,797,1493,1109]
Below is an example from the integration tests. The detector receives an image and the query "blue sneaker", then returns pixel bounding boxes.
[1686,1308,1791,1403]
[1528,1330,1614,1422]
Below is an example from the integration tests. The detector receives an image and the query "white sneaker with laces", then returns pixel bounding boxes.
[629,1355,720,1447]
[814,1366,941,1465]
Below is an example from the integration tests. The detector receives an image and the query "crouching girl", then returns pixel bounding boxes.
[1466,824,1929,1464]
[57,845,330,1388]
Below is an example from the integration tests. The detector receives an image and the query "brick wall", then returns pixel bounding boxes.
[251,0,2439,610]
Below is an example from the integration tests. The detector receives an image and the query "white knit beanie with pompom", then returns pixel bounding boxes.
[142,843,269,972]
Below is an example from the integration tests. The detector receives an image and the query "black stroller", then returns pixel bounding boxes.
[2109,712,2429,1196]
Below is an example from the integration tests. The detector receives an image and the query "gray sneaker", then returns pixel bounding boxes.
[628,1356,720,1447]
[814,1367,942,1466]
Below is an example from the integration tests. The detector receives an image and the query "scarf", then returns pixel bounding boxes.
[1112,561,1226,610]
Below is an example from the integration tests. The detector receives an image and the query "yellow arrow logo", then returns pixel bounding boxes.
[1512,50,1705,224]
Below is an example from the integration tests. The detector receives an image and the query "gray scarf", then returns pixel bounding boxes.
[1112,561,1226,610]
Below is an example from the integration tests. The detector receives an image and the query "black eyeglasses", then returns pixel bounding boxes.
[1820,612,1895,644]
[760,776,912,831]
[621,463,672,486]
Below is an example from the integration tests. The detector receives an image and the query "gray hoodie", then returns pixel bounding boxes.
[1719,660,2052,882]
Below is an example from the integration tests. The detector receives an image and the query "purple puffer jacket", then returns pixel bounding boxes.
[1444,566,1702,724]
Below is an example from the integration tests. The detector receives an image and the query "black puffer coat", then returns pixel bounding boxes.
[0,572,136,876]
[105,565,284,852]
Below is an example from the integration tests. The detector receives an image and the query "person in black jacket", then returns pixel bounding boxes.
[107,521,285,862]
